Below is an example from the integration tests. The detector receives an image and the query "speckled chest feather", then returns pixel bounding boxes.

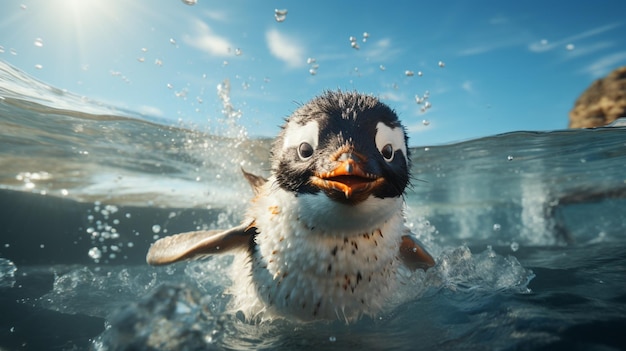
[234,178,407,322]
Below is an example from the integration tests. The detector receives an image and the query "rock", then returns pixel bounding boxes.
[569,66,626,128]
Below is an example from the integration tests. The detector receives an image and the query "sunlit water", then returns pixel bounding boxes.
[1,60,626,350]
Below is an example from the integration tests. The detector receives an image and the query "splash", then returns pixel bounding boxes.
[0,258,17,288]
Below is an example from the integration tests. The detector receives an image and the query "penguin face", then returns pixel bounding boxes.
[272,91,410,205]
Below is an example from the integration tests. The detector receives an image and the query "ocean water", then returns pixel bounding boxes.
[1,60,626,350]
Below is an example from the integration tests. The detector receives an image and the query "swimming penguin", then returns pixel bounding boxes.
[146,91,435,323]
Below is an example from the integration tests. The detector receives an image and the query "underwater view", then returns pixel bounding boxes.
[2,1,626,350]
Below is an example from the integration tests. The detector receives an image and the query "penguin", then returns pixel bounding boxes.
[146,91,435,323]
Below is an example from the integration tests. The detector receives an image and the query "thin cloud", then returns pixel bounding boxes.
[183,19,233,57]
[203,10,228,22]
[562,41,614,60]
[580,51,626,78]
[363,38,402,62]
[265,29,306,68]
[461,81,474,93]
[457,37,528,57]
[528,23,622,53]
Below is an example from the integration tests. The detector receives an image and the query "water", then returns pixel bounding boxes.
[1,60,626,350]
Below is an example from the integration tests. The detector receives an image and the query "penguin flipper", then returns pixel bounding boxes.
[146,222,256,265]
[241,168,268,195]
[399,234,436,271]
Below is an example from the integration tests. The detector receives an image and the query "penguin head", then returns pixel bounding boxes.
[272,91,410,206]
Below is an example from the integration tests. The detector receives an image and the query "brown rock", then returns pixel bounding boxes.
[569,66,626,128]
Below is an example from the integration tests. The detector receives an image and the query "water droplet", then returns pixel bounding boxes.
[507,155,514,161]
[274,9,287,22]
[404,70,414,77]
[493,223,501,232]
[329,336,337,342]
[565,43,575,51]
[181,0,197,5]
[33,38,43,47]
[152,224,161,234]
[510,242,519,252]
[438,61,445,68]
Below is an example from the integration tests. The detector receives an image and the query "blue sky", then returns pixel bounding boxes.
[1,0,625,145]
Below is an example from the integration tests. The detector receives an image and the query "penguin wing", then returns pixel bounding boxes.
[399,234,436,271]
[241,168,268,195]
[146,222,257,265]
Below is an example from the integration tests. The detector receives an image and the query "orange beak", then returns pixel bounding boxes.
[310,150,384,201]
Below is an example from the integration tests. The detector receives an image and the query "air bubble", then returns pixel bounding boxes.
[152,224,161,234]
[379,65,386,71]
[169,38,177,45]
[404,70,414,77]
[307,57,316,64]
[235,48,242,56]
[181,0,197,5]
[493,223,502,232]
[274,9,287,22]
[349,36,359,49]
[33,38,43,47]
[329,336,337,342]
[565,43,575,51]
[422,119,430,126]
[507,155,514,161]
[438,61,445,68]
[510,242,519,252]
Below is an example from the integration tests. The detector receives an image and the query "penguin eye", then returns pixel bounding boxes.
[298,142,314,160]
[380,144,394,162]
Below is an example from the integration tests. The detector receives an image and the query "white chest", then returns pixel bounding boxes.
[236,181,407,322]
